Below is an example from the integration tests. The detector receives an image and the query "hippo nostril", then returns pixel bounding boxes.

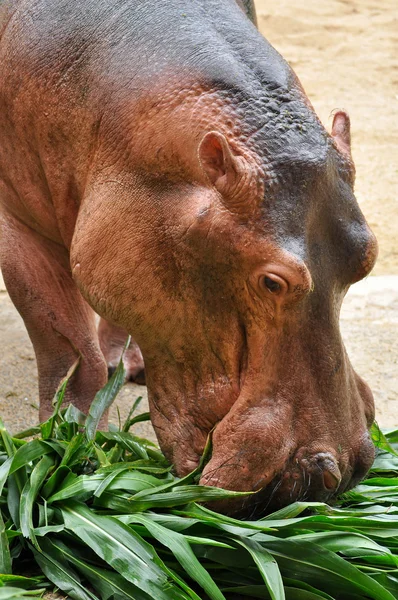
[301,452,342,493]
[323,468,342,491]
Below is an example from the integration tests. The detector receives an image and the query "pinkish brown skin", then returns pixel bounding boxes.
[0,0,378,514]
[98,319,145,383]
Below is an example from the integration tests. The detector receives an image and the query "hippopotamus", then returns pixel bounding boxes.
[0,0,378,514]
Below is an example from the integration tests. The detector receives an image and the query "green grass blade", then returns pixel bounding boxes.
[235,537,285,600]
[123,411,151,431]
[41,357,81,440]
[7,474,22,528]
[0,574,43,589]
[118,512,201,532]
[41,465,71,499]
[59,433,88,467]
[261,537,396,600]
[48,471,160,503]
[93,442,109,468]
[86,343,128,440]
[283,590,341,600]
[97,485,251,513]
[43,536,154,600]
[93,469,125,498]
[0,417,17,458]
[0,511,12,573]
[0,457,12,495]
[30,543,99,600]
[9,440,54,475]
[282,580,334,600]
[0,589,45,599]
[60,501,190,600]
[130,514,226,600]
[261,502,327,520]
[63,403,87,426]
[371,423,398,457]
[97,431,150,460]
[371,573,398,597]
[0,419,26,499]
[284,531,390,555]
[221,586,329,600]
[174,504,273,533]
[12,426,42,440]
[20,454,55,548]
[96,431,165,458]
[34,524,65,537]
[122,396,144,432]
[96,460,172,476]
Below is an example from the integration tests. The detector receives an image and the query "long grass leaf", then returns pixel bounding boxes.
[20,454,55,548]
[221,585,331,599]
[122,396,144,432]
[0,574,43,589]
[41,356,81,440]
[59,432,87,467]
[60,501,189,600]
[235,537,285,600]
[0,418,26,498]
[41,465,71,499]
[0,457,12,495]
[97,485,250,513]
[7,474,22,528]
[47,471,160,503]
[283,531,390,555]
[30,543,99,600]
[9,440,54,475]
[0,417,17,458]
[0,589,45,599]
[258,537,395,600]
[41,537,153,600]
[129,514,226,600]
[86,344,128,440]
[371,423,398,457]
[0,511,12,573]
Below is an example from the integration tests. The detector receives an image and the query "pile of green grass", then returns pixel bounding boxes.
[1,357,398,600]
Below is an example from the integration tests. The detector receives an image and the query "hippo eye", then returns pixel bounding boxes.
[262,276,281,294]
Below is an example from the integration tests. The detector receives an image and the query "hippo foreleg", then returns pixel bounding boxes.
[0,212,108,422]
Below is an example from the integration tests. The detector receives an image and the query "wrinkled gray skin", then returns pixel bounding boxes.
[0,0,377,516]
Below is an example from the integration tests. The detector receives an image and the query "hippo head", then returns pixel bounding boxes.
[126,108,377,516]
[74,94,377,514]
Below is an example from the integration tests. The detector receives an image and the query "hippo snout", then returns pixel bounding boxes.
[199,434,375,519]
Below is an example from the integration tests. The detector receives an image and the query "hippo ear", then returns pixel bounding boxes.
[198,131,260,211]
[331,111,352,157]
[198,131,241,189]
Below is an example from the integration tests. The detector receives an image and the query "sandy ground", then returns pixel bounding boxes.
[1,0,397,435]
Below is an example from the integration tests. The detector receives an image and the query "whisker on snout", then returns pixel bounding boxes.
[261,477,284,515]
[201,455,241,482]
[290,479,297,500]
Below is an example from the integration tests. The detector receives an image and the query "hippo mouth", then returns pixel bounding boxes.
[203,464,341,520]
[199,436,375,519]
[201,468,336,520]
